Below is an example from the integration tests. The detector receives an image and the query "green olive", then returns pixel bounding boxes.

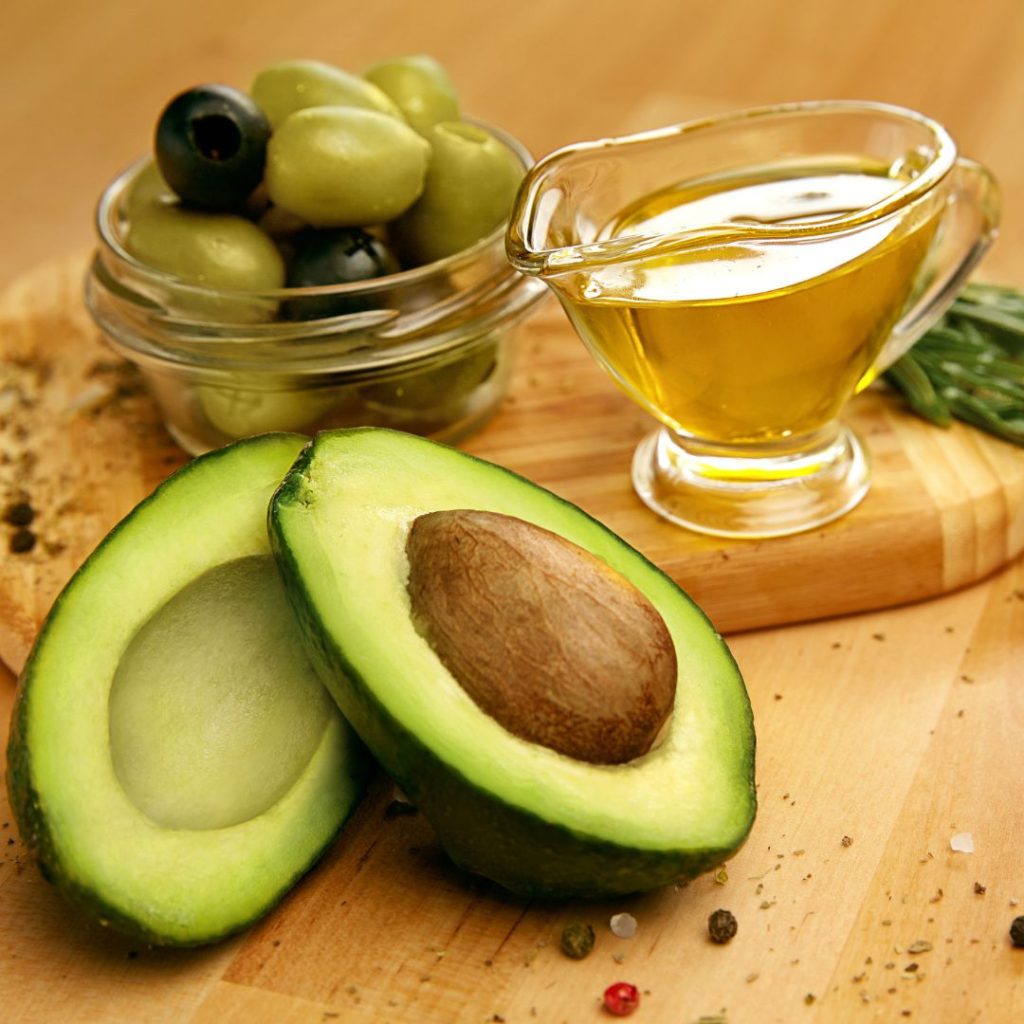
[264,106,431,228]
[363,55,459,135]
[250,59,403,128]
[390,122,524,265]
[124,202,284,321]
[197,382,340,438]
[258,203,307,239]
[360,341,498,414]
[125,202,284,289]
[123,161,176,216]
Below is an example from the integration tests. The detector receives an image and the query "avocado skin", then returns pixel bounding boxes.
[8,712,369,946]
[6,434,371,946]
[270,431,755,899]
[6,464,192,943]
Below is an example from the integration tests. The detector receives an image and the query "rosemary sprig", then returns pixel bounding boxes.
[883,282,1024,446]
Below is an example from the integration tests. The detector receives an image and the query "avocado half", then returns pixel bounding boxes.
[6,433,369,945]
[270,428,756,899]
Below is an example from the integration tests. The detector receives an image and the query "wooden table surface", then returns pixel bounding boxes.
[2,1,1023,1021]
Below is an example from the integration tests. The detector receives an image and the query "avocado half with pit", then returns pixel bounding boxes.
[6,433,369,945]
[270,428,756,898]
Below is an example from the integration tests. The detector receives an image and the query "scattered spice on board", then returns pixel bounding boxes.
[950,832,974,853]
[1010,916,1024,948]
[2,500,34,526]
[804,993,816,1005]
[560,922,596,960]
[9,528,36,554]
[708,909,738,944]
[602,982,639,1017]
[609,913,637,939]
[974,882,987,895]
[841,835,853,847]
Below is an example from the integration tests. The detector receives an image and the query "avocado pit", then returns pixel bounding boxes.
[405,509,677,764]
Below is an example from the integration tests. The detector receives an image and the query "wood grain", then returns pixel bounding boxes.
[2,1,1024,1021]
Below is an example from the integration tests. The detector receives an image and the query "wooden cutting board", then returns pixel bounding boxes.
[1,257,1023,675]
[3,261,1024,1024]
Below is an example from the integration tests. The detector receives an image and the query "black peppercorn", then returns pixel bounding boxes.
[3,501,34,527]
[1011,915,1024,948]
[708,908,738,944]
[9,528,36,554]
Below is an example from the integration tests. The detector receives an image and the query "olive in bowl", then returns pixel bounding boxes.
[283,228,400,320]
[155,84,271,211]
[85,124,545,453]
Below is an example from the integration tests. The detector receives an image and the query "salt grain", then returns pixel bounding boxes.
[950,832,974,854]
[609,912,638,938]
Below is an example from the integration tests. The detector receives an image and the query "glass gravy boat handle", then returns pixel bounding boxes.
[871,158,1001,377]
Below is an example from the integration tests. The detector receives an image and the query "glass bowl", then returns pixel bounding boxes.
[84,124,546,454]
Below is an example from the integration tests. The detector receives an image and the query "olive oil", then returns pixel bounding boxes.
[560,161,941,444]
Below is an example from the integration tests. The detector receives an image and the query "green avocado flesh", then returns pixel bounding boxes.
[270,428,756,899]
[6,434,368,946]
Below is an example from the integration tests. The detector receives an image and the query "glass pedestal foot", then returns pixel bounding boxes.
[631,423,871,539]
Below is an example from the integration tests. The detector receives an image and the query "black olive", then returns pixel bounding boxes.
[155,84,270,211]
[283,227,399,320]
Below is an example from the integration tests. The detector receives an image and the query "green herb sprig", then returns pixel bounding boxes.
[884,282,1024,446]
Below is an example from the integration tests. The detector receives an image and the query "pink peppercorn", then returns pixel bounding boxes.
[603,981,640,1016]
